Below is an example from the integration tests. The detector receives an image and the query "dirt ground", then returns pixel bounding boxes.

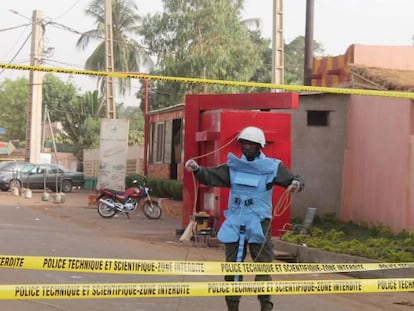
[2,189,414,310]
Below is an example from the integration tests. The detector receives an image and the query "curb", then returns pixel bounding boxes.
[274,240,414,278]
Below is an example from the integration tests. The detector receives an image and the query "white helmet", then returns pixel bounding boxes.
[237,126,266,148]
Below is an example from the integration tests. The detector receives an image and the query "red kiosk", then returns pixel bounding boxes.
[183,92,298,236]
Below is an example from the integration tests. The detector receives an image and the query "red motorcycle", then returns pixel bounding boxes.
[96,179,161,220]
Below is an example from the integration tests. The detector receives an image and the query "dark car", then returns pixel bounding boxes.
[0,161,30,191]
[0,162,84,193]
[21,163,84,193]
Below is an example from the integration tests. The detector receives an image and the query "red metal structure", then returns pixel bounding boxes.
[183,92,299,236]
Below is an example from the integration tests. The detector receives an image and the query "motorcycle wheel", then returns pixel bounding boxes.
[142,201,162,219]
[97,196,117,218]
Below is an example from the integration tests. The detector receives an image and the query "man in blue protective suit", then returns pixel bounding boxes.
[185,126,304,311]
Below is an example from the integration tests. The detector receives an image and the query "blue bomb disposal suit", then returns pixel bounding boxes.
[217,152,279,244]
[185,126,304,311]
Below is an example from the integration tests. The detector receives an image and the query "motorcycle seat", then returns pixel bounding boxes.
[103,188,125,195]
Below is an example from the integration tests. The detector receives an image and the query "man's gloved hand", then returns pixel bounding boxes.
[185,159,199,172]
[290,180,302,192]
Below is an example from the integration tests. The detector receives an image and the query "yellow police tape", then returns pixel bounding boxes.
[1,63,413,99]
[1,255,413,275]
[2,278,414,299]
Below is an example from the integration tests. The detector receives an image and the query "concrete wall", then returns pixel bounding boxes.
[410,134,414,230]
[288,93,349,217]
[312,45,414,87]
[353,45,414,70]
[83,145,144,178]
[341,96,413,232]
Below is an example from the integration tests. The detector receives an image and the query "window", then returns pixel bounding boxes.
[307,110,330,126]
[48,165,58,174]
[153,122,165,163]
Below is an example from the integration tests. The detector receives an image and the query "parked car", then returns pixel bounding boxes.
[0,161,30,191]
[0,162,84,193]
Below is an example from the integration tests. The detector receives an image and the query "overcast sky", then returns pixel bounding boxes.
[0,0,412,105]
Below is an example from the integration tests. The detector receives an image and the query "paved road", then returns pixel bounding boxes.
[0,190,413,310]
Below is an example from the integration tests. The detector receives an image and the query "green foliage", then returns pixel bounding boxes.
[77,0,153,95]
[126,175,183,201]
[139,0,265,108]
[283,213,414,262]
[117,105,145,144]
[246,30,272,91]
[0,77,29,143]
[0,73,144,165]
[42,75,103,160]
[285,36,325,85]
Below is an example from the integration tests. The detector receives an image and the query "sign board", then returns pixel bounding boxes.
[96,119,129,191]
[0,128,5,134]
[0,141,15,155]
[40,153,52,164]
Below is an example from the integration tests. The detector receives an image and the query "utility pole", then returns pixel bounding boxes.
[272,0,284,85]
[304,0,315,86]
[25,10,44,163]
[104,0,116,119]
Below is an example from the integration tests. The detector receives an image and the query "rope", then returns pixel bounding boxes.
[273,184,298,217]
[176,136,237,311]
[185,133,300,263]
[187,134,238,217]
[252,185,300,262]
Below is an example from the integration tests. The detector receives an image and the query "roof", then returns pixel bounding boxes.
[349,65,414,92]
[148,103,185,115]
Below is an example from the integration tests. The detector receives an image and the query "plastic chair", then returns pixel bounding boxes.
[193,214,219,247]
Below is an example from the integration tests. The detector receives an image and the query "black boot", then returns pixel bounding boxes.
[226,301,239,311]
[260,301,273,311]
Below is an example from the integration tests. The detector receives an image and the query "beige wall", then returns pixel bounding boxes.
[287,93,349,217]
[410,135,414,230]
[83,145,144,178]
[341,96,413,232]
[277,93,414,233]
[353,45,414,70]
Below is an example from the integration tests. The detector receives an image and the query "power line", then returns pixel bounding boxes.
[42,58,85,69]
[0,23,32,32]
[0,32,32,76]
[0,23,31,62]
[46,21,84,36]
[46,21,152,51]
[51,0,83,21]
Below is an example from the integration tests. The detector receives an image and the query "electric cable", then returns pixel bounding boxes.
[41,59,85,70]
[0,32,32,76]
[46,21,84,36]
[50,0,83,21]
[46,20,152,51]
[0,23,32,32]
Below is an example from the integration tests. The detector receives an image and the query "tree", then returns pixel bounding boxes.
[139,0,264,109]
[0,77,29,144]
[42,74,103,159]
[247,29,272,91]
[76,0,152,97]
[117,104,145,144]
[285,35,324,85]
[42,74,79,137]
